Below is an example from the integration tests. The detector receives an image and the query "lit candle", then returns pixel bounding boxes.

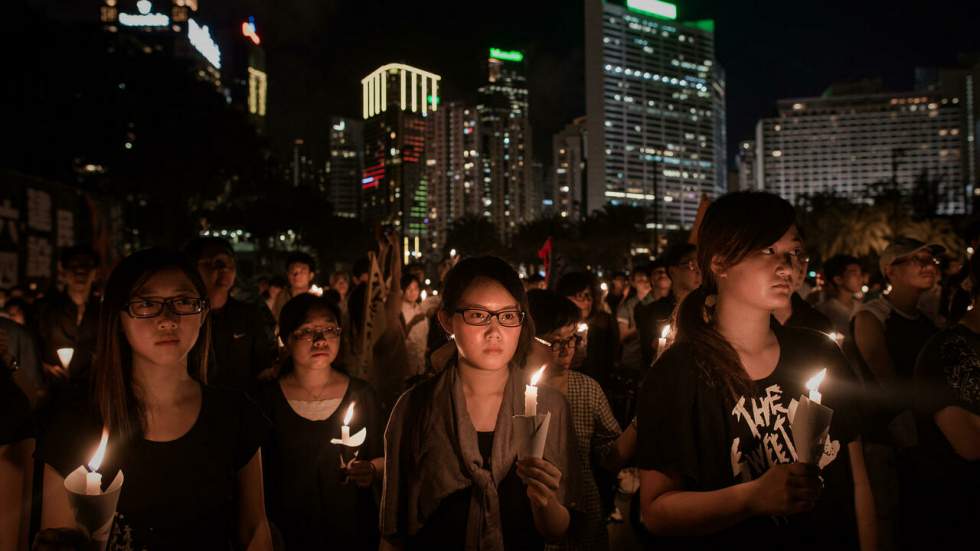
[600,282,608,292]
[577,322,589,334]
[309,284,324,296]
[86,427,109,496]
[420,289,428,301]
[826,331,844,345]
[341,402,354,444]
[57,347,75,370]
[806,368,827,404]
[657,324,671,359]
[525,365,546,417]
[450,248,457,258]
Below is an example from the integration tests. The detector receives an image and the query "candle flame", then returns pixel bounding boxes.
[343,402,355,426]
[577,322,589,333]
[530,365,546,386]
[660,324,671,339]
[805,369,827,394]
[88,427,109,472]
[309,284,324,296]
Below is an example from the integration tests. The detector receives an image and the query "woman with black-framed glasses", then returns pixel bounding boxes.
[529,289,636,551]
[381,256,580,551]
[36,248,273,550]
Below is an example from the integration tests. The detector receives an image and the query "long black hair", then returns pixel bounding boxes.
[674,191,797,402]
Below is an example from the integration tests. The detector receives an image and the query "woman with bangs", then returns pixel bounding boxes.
[256,293,383,550]
[635,192,876,551]
[381,256,580,551]
[36,249,272,550]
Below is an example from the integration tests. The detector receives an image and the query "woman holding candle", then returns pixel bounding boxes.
[635,191,876,551]
[255,293,383,550]
[529,289,636,550]
[556,271,619,390]
[36,249,273,550]
[381,256,580,550]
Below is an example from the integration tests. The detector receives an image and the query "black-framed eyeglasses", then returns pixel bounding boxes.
[454,308,526,327]
[892,254,940,268]
[541,334,582,354]
[123,297,208,318]
[292,326,343,341]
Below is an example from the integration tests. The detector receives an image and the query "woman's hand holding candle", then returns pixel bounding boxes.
[516,457,562,509]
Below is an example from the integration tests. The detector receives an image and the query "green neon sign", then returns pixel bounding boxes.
[626,0,678,20]
[489,48,525,63]
[684,19,715,33]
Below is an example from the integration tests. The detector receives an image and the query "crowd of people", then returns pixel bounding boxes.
[0,190,977,551]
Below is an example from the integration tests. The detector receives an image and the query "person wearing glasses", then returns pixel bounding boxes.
[36,249,272,550]
[852,237,943,550]
[255,293,383,550]
[381,256,579,551]
[529,290,635,551]
[183,237,276,396]
[556,272,619,390]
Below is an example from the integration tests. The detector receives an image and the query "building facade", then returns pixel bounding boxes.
[477,48,535,238]
[585,0,727,230]
[360,64,441,252]
[326,117,363,219]
[426,101,481,250]
[755,89,967,214]
[552,117,588,220]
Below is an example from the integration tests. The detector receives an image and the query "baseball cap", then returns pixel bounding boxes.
[878,236,945,276]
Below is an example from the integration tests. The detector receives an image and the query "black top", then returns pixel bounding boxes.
[785,293,835,336]
[34,291,99,386]
[408,431,543,551]
[636,325,862,551]
[38,385,270,550]
[907,325,980,546]
[255,376,383,551]
[208,297,276,396]
[1,368,32,445]
[580,311,619,388]
[635,294,677,370]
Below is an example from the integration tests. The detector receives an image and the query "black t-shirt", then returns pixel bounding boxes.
[255,376,383,551]
[1,368,33,445]
[208,298,276,396]
[38,385,270,550]
[636,325,862,550]
[908,325,980,544]
[408,431,543,551]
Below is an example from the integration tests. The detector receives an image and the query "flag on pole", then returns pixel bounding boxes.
[537,237,553,285]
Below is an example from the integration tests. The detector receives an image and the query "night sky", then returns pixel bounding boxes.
[31,0,980,167]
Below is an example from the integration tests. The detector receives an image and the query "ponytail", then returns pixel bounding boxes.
[674,286,753,404]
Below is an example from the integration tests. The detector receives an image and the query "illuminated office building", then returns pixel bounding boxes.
[327,117,363,219]
[754,87,966,214]
[552,117,588,220]
[477,48,534,238]
[361,64,441,252]
[426,101,481,250]
[585,0,726,230]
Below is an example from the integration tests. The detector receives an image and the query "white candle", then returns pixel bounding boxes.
[806,368,827,404]
[656,324,671,360]
[577,322,589,334]
[341,402,355,445]
[57,347,75,370]
[525,365,546,417]
[86,427,109,495]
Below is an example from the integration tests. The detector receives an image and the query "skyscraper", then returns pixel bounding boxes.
[426,101,481,250]
[477,48,534,238]
[753,86,966,214]
[360,64,441,252]
[585,0,726,230]
[326,117,363,219]
[553,117,588,220]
